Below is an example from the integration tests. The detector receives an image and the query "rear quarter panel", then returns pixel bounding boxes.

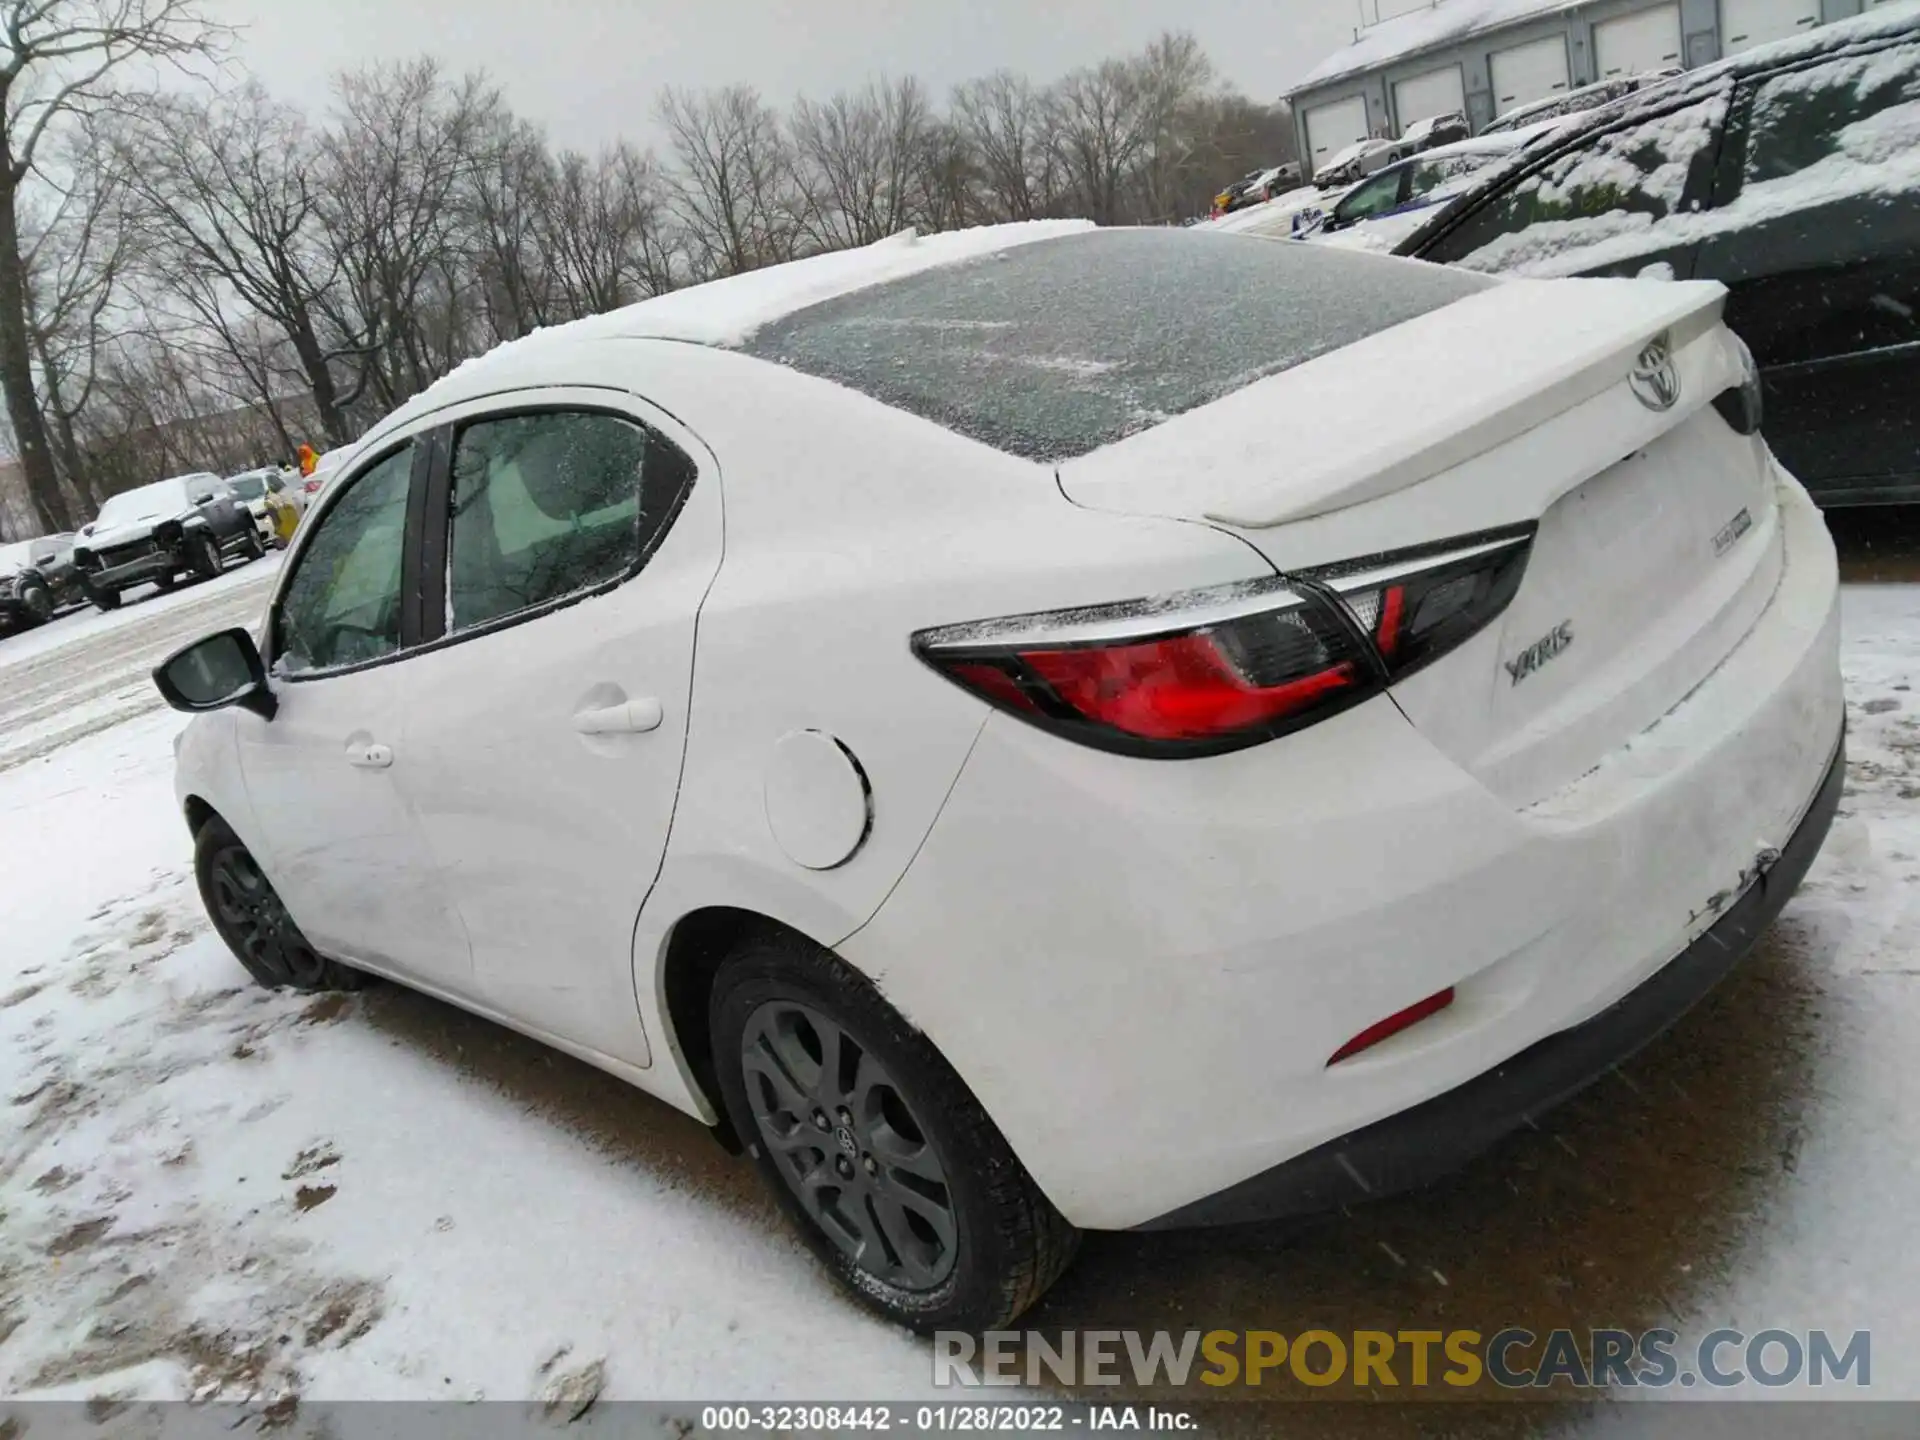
[602,342,1276,1118]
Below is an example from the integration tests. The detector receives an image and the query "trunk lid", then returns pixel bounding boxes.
[1061,276,1783,807]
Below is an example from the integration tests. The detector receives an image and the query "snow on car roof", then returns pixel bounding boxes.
[1292,0,1584,93]
[417,221,1094,405]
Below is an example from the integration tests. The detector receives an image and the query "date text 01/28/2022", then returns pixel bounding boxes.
[697,1406,1194,1432]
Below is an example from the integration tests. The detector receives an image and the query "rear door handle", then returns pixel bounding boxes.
[572,698,663,736]
[347,741,394,769]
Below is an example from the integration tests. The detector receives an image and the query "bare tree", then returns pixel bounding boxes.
[538,142,675,317]
[1047,59,1151,227]
[791,77,934,249]
[315,59,496,416]
[118,84,353,446]
[951,71,1059,222]
[657,85,799,279]
[21,116,130,508]
[0,0,224,530]
[1127,32,1216,225]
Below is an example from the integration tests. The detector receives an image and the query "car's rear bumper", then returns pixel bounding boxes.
[1137,725,1843,1229]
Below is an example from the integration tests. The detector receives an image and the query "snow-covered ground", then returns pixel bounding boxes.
[0,558,1917,1415]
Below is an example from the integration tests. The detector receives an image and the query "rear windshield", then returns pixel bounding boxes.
[738,229,1491,462]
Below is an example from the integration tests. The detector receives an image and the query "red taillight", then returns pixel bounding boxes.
[913,526,1534,759]
[1023,634,1359,742]
[1328,987,1455,1065]
[915,579,1375,758]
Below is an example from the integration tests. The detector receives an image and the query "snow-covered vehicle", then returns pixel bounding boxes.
[1297,123,1571,252]
[1202,181,1347,239]
[73,474,265,610]
[1398,6,1920,508]
[154,221,1842,1333]
[1313,135,1400,187]
[1211,162,1304,217]
[1481,69,1685,136]
[0,533,84,630]
[1397,110,1470,153]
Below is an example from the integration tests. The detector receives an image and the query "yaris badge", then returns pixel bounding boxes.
[1630,333,1681,412]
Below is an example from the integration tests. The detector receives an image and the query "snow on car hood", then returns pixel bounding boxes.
[80,516,185,549]
[1059,274,1728,528]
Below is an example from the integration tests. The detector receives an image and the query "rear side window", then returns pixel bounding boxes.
[446,410,693,634]
[1741,44,1920,185]
[1421,92,1728,275]
[739,230,1489,463]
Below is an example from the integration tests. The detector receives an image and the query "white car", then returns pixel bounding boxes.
[154,223,1844,1332]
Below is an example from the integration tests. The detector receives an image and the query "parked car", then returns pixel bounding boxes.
[226,466,305,548]
[1297,122,1572,251]
[1397,110,1470,153]
[1203,182,1344,238]
[1211,162,1303,217]
[1397,6,1920,507]
[0,533,84,630]
[1313,135,1400,187]
[155,223,1841,1334]
[1481,68,1685,135]
[74,473,266,609]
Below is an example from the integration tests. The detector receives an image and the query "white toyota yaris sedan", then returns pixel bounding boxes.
[156,222,1844,1332]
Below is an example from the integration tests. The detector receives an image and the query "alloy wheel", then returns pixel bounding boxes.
[741,999,958,1291]
[206,843,326,989]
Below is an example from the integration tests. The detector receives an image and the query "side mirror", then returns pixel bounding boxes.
[153,628,277,720]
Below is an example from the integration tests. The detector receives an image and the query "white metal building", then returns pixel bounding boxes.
[1288,0,1904,175]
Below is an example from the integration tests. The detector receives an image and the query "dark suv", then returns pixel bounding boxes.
[73,472,264,610]
[1396,8,1920,507]
[0,532,84,630]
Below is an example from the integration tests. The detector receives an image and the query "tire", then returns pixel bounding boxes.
[17,581,52,625]
[241,525,266,560]
[90,587,121,611]
[711,932,1078,1332]
[194,816,365,993]
[190,531,221,581]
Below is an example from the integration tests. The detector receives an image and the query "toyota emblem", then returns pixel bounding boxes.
[1630,333,1681,412]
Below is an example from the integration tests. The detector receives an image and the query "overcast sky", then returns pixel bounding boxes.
[200,0,1372,151]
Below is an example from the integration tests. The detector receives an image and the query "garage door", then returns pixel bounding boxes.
[1719,0,1820,55]
[1303,95,1371,172]
[1393,64,1467,132]
[1594,5,1684,79]
[1489,35,1570,115]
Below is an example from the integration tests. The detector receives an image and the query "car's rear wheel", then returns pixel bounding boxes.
[90,587,120,611]
[189,531,222,581]
[18,581,52,625]
[194,817,365,993]
[241,525,266,560]
[711,931,1078,1331]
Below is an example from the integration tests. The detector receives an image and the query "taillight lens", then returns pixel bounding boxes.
[1319,530,1533,684]
[914,527,1534,758]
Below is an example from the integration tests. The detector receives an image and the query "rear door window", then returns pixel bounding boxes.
[1419,92,1729,275]
[444,410,694,634]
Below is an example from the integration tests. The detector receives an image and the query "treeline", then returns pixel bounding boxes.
[0,5,1294,537]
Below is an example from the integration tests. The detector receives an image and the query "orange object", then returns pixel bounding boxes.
[297,443,319,477]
